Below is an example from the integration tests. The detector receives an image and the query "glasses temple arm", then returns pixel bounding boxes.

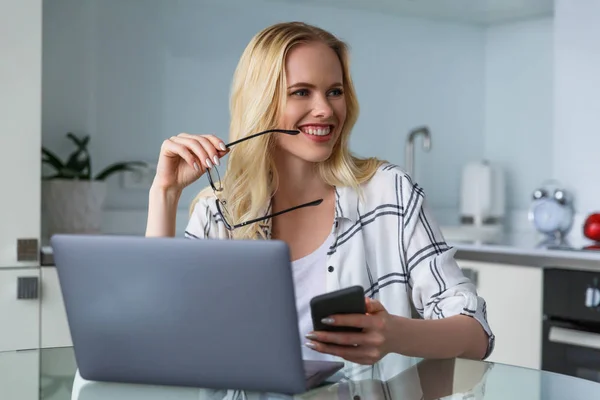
[226,129,300,148]
[234,198,323,228]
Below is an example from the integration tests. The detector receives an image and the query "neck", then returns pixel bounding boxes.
[272,155,331,210]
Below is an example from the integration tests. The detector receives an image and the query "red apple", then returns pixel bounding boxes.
[583,213,600,242]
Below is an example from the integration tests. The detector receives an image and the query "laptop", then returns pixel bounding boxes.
[50,234,344,395]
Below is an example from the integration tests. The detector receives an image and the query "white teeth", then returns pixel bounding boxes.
[302,127,331,136]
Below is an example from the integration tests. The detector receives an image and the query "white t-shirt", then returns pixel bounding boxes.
[291,232,340,362]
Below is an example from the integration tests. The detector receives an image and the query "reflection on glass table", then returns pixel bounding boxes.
[41,347,78,400]
[70,355,600,400]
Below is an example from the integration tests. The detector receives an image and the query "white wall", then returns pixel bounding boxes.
[42,0,486,221]
[554,1,600,217]
[0,0,42,247]
[483,18,554,211]
[48,1,600,237]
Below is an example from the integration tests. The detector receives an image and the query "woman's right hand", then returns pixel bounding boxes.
[152,133,228,192]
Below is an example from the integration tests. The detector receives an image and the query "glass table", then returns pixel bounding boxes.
[40,347,78,400]
[7,345,599,400]
[0,346,78,400]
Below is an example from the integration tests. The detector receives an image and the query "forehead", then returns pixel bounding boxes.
[284,41,343,85]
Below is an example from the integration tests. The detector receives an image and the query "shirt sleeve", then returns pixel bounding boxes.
[400,177,495,359]
[184,196,220,239]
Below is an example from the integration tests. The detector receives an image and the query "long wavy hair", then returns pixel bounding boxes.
[190,22,385,240]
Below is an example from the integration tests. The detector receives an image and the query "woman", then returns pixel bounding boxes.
[146,21,493,366]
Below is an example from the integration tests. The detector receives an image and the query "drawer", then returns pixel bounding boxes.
[0,268,40,352]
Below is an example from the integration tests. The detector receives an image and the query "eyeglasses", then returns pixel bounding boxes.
[207,129,324,231]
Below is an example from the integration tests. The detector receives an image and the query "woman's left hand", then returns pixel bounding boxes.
[305,298,393,365]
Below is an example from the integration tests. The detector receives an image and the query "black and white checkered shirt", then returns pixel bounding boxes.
[185,163,495,360]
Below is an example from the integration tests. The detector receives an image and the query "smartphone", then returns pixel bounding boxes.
[310,285,366,332]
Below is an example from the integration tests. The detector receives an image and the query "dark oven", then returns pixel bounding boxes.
[543,267,600,382]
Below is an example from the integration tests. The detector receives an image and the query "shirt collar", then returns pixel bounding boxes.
[334,185,359,223]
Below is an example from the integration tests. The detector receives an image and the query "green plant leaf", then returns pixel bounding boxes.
[66,132,90,149]
[62,133,91,179]
[60,168,79,178]
[43,132,144,182]
[42,173,74,180]
[64,150,91,179]
[41,148,65,171]
[94,161,147,181]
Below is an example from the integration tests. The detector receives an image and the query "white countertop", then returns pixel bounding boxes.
[450,231,600,270]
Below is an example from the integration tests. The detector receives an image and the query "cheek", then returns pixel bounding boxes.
[336,101,347,125]
[279,106,297,128]
[275,130,298,150]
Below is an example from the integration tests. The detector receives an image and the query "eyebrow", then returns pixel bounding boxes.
[287,82,343,90]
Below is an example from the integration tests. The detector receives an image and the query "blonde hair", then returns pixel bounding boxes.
[190,21,385,239]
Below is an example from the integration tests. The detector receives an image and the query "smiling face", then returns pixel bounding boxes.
[275,41,347,163]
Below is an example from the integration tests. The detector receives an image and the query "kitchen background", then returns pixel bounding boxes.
[4,2,600,399]
[41,0,597,241]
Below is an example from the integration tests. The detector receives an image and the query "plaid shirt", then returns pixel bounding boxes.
[185,163,495,365]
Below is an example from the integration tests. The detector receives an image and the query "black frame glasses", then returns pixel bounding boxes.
[208,129,324,231]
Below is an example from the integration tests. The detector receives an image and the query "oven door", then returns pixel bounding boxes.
[543,320,600,382]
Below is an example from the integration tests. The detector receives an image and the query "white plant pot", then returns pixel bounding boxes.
[42,180,107,237]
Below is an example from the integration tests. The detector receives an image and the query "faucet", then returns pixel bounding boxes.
[405,125,431,178]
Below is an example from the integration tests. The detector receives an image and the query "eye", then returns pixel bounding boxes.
[291,89,309,97]
[328,88,344,97]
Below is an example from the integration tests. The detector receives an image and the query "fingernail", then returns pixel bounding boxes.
[205,158,213,169]
[213,155,220,166]
[305,342,316,349]
[193,162,199,171]
[305,333,317,339]
[321,318,335,325]
[219,143,226,151]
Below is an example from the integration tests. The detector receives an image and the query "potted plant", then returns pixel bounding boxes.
[42,132,146,237]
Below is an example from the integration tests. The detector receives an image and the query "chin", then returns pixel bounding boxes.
[296,144,335,163]
[305,153,333,163]
[280,148,333,164]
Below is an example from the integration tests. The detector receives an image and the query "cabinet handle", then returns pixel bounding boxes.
[549,326,600,351]
[17,277,39,299]
[17,238,39,262]
[462,268,478,288]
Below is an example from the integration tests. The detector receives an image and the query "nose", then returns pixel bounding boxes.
[311,94,334,118]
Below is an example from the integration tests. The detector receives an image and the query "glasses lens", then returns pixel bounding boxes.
[208,167,223,191]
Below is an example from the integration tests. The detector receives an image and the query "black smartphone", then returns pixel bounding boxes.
[310,285,366,332]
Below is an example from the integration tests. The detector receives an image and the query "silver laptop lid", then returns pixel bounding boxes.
[51,234,307,394]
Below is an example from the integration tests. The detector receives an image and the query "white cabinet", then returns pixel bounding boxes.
[0,268,40,353]
[0,350,40,400]
[0,0,42,269]
[41,267,73,348]
[0,2,44,399]
[0,268,41,400]
[457,260,543,370]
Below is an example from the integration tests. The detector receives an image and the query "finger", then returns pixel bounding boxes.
[177,134,227,168]
[178,133,228,158]
[201,134,228,153]
[322,313,371,329]
[307,331,365,347]
[307,331,385,348]
[196,136,222,167]
[161,139,199,171]
[306,341,382,365]
[170,136,211,170]
[366,298,386,314]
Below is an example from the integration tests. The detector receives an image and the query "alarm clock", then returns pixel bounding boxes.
[528,180,575,239]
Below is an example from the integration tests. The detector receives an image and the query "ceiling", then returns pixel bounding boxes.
[265,0,554,25]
